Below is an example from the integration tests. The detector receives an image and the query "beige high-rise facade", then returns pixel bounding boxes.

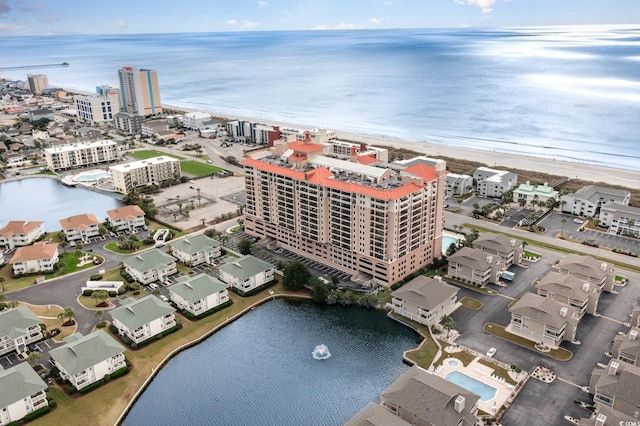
[117,66,162,116]
[109,156,180,194]
[27,74,48,95]
[242,135,447,288]
[44,140,118,171]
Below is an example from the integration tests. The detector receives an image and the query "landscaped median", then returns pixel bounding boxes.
[460,297,483,310]
[483,322,573,361]
[31,282,311,426]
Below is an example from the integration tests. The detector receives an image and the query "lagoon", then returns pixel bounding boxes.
[0,177,121,231]
[123,299,419,426]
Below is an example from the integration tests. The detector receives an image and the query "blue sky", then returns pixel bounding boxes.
[0,0,638,35]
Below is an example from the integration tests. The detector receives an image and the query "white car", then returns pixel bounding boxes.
[573,218,585,224]
[486,347,497,358]
[149,283,159,290]
[159,295,169,302]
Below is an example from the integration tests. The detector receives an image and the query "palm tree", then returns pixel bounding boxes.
[95,310,104,321]
[440,315,456,339]
[63,306,75,325]
[561,218,567,234]
[59,240,69,253]
[57,311,65,326]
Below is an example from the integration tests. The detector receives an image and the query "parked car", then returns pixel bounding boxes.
[573,218,585,224]
[109,231,115,238]
[486,347,497,357]
[28,344,39,352]
[159,295,169,302]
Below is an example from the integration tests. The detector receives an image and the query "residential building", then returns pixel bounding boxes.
[380,365,479,426]
[345,403,411,426]
[599,204,640,238]
[589,359,640,418]
[242,134,447,287]
[114,111,144,135]
[169,273,229,316]
[10,242,59,275]
[327,140,388,163]
[561,185,631,217]
[389,275,458,326]
[74,93,119,124]
[74,126,101,140]
[182,112,211,130]
[0,221,45,250]
[59,213,100,242]
[473,232,524,267]
[536,271,600,318]
[0,306,43,356]
[578,405,638,426]
[170,234,222,266]
[556,254,615,293]
[0,363,49,425]
[218,255,275,293]
[49,331,126,391]
[44,140,118,171]
[508,292,579,348]
[513,181,559,207]
[109,295,176,344]
[109,155,181,194]
[117,66,162,116]
[396,156,471,197]
[106,205,146,231]
[123,249,177,284]
[141,119,172,139]
[28,108,54,122]
[447,247,503,287]
[27,74,48,95]
[473,167,518,198]
[612,327,640,366]
[632,305,640,329]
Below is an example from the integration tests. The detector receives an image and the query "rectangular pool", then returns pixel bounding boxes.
[445,371,497,402]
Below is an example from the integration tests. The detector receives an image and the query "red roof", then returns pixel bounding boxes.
[403,163,438,181]
[287,141,325,154]
[357,154,381,165]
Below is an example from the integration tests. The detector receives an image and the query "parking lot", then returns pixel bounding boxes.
[0,339,56,371]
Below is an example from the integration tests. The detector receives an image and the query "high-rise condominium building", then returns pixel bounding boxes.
[109,156,181,194]
[74,91,120,124]
[44,140,118,171]
[117,66,162,116]
[242,134,447,287]
[27,74,48,95]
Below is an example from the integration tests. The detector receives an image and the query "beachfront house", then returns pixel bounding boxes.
[168,273,229,317]
[556,254,615,293]
[0,363,49,425]
[218,255,275,294]
[612,327,640,366]
[389,276,458,326]
[10,242,59,275]
[599,204,640,238]
[0,220,45,250]
[473,167,518,198]
[472,232,524,267]
[0,306,43,356]
[122,249,177,285]
[345,403,412,426]
[109,295,176,345]
[536,271,601,318]
[513,181,559,207]
[59,213,100,242]
[170,234,222,266]
[49,331,127,391]
[446,247,503,287]
[380,365,480,426]
[106,205,146,232]
[508,292,579,348]
[589,359,640,418]
[561,185,631,217]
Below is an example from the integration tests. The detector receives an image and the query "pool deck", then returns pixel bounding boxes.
[436,355,513,415]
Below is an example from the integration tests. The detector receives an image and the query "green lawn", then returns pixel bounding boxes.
[460,297,483,310]
[483,322,573,361]
[104,241,147,254]
[44,252,102,278]
[391,313,440,369]
[179,161,223,177]
[129,150,184,160]
[477,358,517,385]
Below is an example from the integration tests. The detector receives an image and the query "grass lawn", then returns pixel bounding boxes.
[17,302,68,341]
[45,252,102,278]
[104,241,148,254]
[460,297,483,310]
[179,160,223,177]
[433,344,477,368]
[392,314,440,369]
[32,281,309,426]
[483,322,573,361]
[524,250,541,259]
[129,150,184,160]
[477,358,517,385]
[446,277,497,295]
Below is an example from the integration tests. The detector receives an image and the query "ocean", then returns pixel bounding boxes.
[1,26,639,169]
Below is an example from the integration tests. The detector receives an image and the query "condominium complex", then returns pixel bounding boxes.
[117,66,162,116]
[242,134,447,287]
[44,140,118,171]
[74,92,120,124]
[114,112,144,135]
[109,155,181,194]
[27,74,48,95]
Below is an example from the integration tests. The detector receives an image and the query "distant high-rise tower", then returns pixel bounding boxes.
[117,66,162,116]
[27,74,48,95]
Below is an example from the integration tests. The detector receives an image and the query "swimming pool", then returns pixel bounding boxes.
[445,371,497,402]
[442,235,460,253]
[447,359,460,367]
[73,170,110,182]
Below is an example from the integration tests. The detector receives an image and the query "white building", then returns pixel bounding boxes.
[513,181,559,206]
[218,255,275,293]
[389,276,458,326]
[599,204,640,238]
[0,306,43,356]
[109,156,181,194]
[473,167,518,198]
[109,296,176,344]
[59,213,100,242]
[74,93,119,124]
[49,331,127,391]
[0,363,49,425]
[446,173,474,197]
[561,185,631,217]
[170,234,222,266]
[106,205,146,231]
[169,274,229,317]
[122,249,177,285]
[0,221,45,250]
[182,112,211,130]
[10,242,59,275]
[44,140,118,171]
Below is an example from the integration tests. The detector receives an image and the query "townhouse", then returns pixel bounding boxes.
[0,363,49,425]
[473,232,524,267]
[536,271,601,318]
[0,221,45,250]
[556,254,615,293]
[170,234,222,266]
[10,242,59,275]
[169,274,230,317]
[446,246,503,287]
[561,185,630,217]
[389,275,458,326]
[122,249,177,285]
[0,306,43,356]
[218,255,275,293]
[109,295,177,345]
[59,213,100,242]
[106,205,146,232]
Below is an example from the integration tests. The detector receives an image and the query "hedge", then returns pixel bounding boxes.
[120,322,183,350]
[82,289,93,296]
[179,300,233,321]
[90,274,103,281]
[231,279,277,297]
[23,405,51,422]
[79,365,129,394]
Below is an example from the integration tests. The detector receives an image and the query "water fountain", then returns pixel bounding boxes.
[312,344,331,360]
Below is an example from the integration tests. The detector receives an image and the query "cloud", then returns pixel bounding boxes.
[16,0,43,12]
[227,19,237,26]
[454,0,497,14]
[39,15,58,23]
[0,0,10,15]
[112,19,127,28]
[240,20,261,29]
[370,17,381,25]
[0,23,26,33]
[257,1,268,8]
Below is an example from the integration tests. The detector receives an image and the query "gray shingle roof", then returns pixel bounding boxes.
[0,306,41,339]
[123,249,176,273]
[218,255,274,280]
[109,295,175,330]
[509,292,578,328]
[0,362,47,409]
[573,185,630,203]
[392,276,457,310]
[49,331,125,376]
[537,271,592,300]
[169,273,227,303]
[557,254,608,280]
[473,232,521,253]
[345,403,412,426]
[448,247,500,270]
[592,359,640,406]
[171,234,221,255]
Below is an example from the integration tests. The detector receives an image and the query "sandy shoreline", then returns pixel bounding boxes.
[164,103,640,190]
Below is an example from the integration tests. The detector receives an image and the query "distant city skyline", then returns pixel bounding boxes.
[0,0,638,35]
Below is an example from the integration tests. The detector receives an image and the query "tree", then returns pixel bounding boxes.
[152,289,161,296]
[59,240,69,253]
[310,278,330,302]
[238,239,252,255]
[63,306,75,325]
[0,293,5,303]
[57,311,65,326]
[95,310,104,321]
[0,277,5,292]
[27,351,42,362]
[561,218,567,234]
[92,290,109,307]
[440,315,456,339]
[282,261,311,291]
